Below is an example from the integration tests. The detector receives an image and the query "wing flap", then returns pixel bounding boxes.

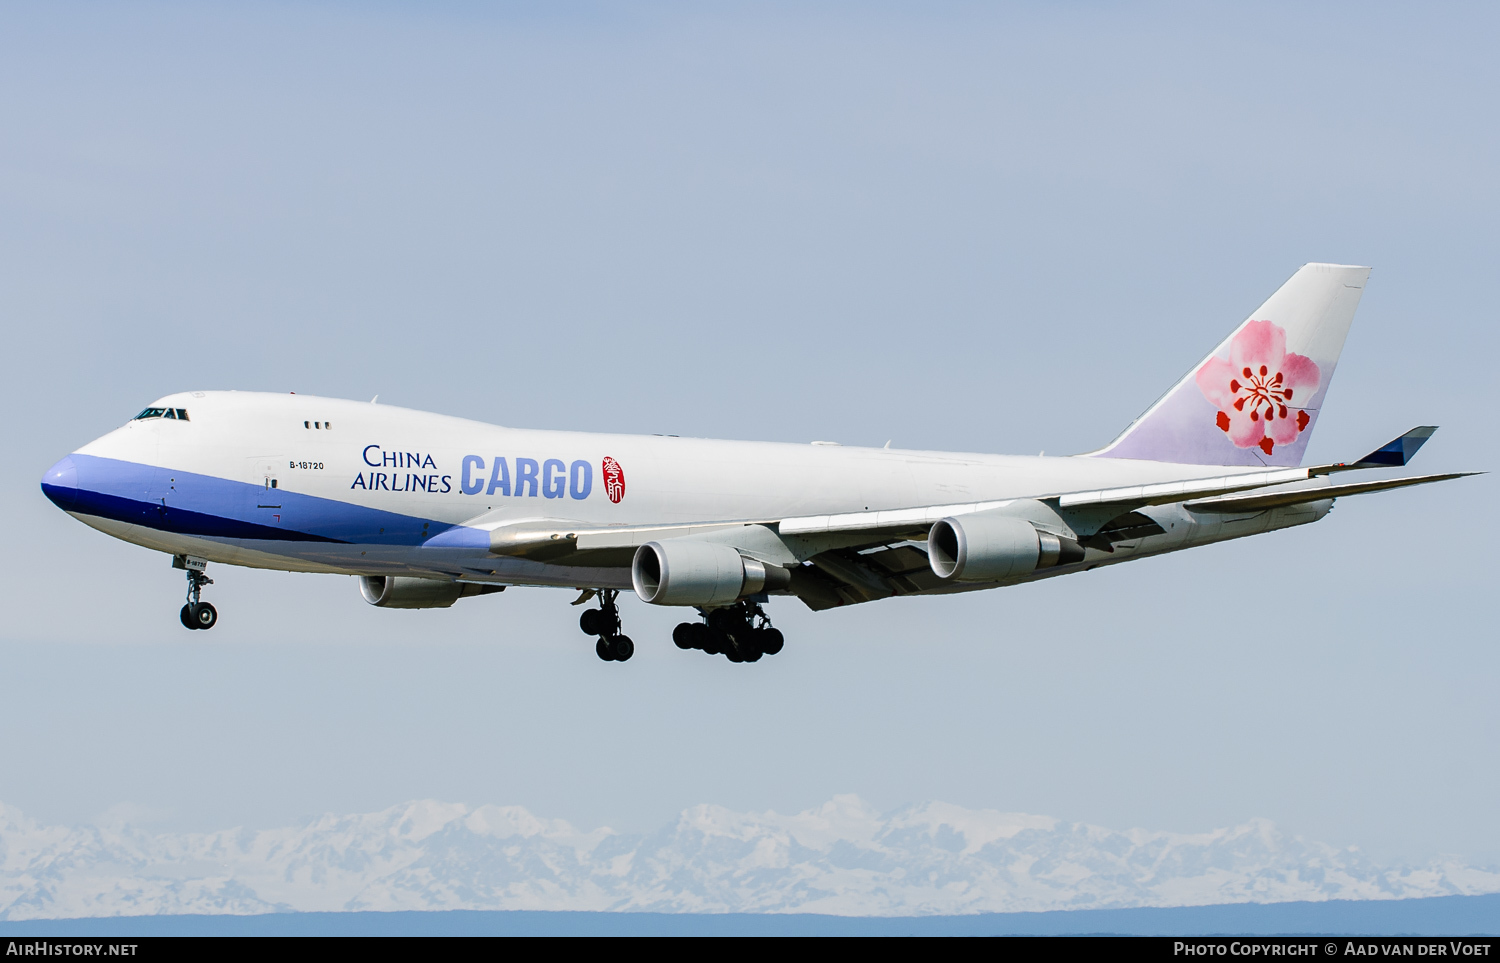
[778,505,977,536]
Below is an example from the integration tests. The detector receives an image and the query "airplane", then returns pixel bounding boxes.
[40,263,1475,664]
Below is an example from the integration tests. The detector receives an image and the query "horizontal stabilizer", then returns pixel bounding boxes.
[1184,471,1478,514]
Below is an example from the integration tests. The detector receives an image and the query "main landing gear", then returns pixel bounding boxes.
[175,556,217,631]
[575,593,784,665]
[673,601,784,664]
[579,589,634,662]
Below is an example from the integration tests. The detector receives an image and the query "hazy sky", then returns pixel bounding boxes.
[1,2,1495,865]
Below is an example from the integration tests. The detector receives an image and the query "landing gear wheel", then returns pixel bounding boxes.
[596,638,615,661]
[189,602,217,630]
[178,559,216,631]
[580,590,621,647]
[611,636,635,661]
[687,601,784,663]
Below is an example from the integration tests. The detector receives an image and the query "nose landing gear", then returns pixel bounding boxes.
[174,555,217,631]
[674,601,783,664]
[579,589,634,662]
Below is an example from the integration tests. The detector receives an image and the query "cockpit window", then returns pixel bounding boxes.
[134,407,190,421]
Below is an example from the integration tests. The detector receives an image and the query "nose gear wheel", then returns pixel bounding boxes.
[176,557,217,631]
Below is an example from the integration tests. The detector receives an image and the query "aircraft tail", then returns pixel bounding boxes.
[1089,263,1370,467]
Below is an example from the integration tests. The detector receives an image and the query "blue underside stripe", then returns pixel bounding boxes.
[49,485,346,542]
[49,454,476,547]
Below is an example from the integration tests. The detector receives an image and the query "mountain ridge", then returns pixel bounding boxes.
[1,796,1495,920]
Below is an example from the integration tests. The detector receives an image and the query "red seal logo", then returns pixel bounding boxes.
[602,457,625,504]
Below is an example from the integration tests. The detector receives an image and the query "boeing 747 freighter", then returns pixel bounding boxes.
[40,264,1474,663]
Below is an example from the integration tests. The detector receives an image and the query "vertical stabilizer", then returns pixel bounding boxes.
[1090,263,1370,467]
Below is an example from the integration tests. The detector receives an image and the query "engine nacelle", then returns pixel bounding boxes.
[632,539,791,606]
[359,576,503,609]
[927,513,1085,582]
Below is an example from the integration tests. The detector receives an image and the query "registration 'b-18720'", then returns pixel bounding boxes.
[40,264,1476,662]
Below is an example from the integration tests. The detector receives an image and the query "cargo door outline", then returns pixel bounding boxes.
[247,457,287,530]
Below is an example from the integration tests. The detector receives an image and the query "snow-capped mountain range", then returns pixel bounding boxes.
[1,796,1495,920]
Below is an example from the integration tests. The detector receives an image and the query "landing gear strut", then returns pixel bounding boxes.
[579,589,634,662]
[175,556,217,631]
[673,601,783,663]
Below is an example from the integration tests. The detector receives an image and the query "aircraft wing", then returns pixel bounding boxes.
[778,465,1316,539]
[1183,471,1478,513]
[458,426,1474,609]
[777,425,1456,541]
[1316,426,1438,472]
[471,465,1322,561]
[473,427,1466,558]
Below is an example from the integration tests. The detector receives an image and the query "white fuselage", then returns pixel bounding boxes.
[46,391,1328,597]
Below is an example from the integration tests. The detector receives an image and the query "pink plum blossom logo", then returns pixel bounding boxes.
[1195,319,1320,456]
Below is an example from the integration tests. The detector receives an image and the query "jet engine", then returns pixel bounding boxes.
[927,513,1085,582]
[632,539,791,606]
[359,576,503,609]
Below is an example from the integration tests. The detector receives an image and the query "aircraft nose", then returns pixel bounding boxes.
[41,455,79,510]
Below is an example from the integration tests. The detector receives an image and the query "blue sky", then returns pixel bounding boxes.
[1,2,1495,865]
